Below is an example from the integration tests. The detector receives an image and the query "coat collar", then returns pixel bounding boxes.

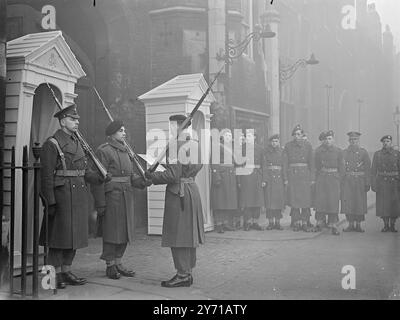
[107,137,128,152]
[53,129,85,162]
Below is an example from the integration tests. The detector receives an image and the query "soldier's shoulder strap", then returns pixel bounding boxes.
[49,137,67,171]
[97,142,110,150]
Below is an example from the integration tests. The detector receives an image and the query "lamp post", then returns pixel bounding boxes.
[357,99,363,132]
[325,84,333,130]
[394,105,400,148]
[278,54,319,141]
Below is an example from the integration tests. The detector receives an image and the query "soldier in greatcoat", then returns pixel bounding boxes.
[262,134,285,230]
[211,129,238,233]
[314,130,345,235]
[91,120,151,279]
[341,132,371,232]
[237,131,264,231]
[39,104,106,289]
[146,114,204,287]
[371,135,400,232]
[283,125,315,232]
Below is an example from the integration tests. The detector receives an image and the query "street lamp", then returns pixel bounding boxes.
[325,84,333,130]
[279,53,319,83]
[216,24,276,63]
[357,99,363,132]
[394,105,400,148]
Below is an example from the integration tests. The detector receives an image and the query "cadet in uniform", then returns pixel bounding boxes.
[283,125,315,232]
[237,131,264,231]
[91,120,151,279]
[262,134,285,230]
[211,129,238,233]
[314,130,344,235]
[371,135,400,232]
[39,104,105,289]
[146,114,204,287]
[341,132,371,232]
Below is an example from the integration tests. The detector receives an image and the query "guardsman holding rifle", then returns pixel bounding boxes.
[145,114,204,288]
[91,120,152,279]
[371,135,400,232]
[39,104,109,289]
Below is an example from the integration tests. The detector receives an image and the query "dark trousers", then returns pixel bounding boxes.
[315,212,339,225]
[100,242,128,262]
[291,208,311,223]
[266,209,283,219]
[346,214,365,223]
[244,207,261,221]
[48,248,76,267]
[171,247,196,275]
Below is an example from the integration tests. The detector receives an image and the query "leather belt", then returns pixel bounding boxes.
[378,171,399,177]
[243,165,261,169]
[290,163,307,167]
[54,170,86,177]
[267,165,282,170]
[321,168,338,173]
[110,176,131,183]
[179,177,195,197]
[346,171,365,176]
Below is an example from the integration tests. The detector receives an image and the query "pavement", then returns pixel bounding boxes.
[2,191,399,300]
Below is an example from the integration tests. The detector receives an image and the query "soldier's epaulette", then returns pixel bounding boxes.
[98,142,110,149]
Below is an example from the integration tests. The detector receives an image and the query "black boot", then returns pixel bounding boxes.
[331,226,340,236]
[343,222,355,232]
[161,274,191,288]
[355,222,365,233]
[56,273,66,289]
[389,219,397,233]
[106,265,121,280]
[116,264,136,277]
[274,220,283,231]
[381,218,390,232]
[62,271,87,285]
[266,220,275,230]
[216,224,224,233]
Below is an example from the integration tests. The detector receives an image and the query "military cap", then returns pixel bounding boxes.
[347,131,361,138]
[169,114,192,127]
[269,134,280,141]
[325,130,334,138]
[380,135,392,142]
[318,131,326,141]
[291,124,303,136]
[105,120,124,136]
[53,104,80,120]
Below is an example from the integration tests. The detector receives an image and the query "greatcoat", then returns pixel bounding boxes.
[39,129,101,249]
[341,145,371,216]
[237,143,264,208]
[211,144,238,210]
[283,140,314,209]
[371,147,400,218]
[262,145,285,210]
[314,144,345,214]
[91,138,145,244]
[151,163,205,248]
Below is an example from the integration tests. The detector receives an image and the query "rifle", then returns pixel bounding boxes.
[148,65,226,173]
[45,82,108,179]
[91,86,147,180]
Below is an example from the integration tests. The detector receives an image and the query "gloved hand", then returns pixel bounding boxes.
[140,178,153,188]
[48,204,56,217]
[145,170,153,180]
[262,182,267,188]
[97,207,106,217]
[103,173,112,183]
